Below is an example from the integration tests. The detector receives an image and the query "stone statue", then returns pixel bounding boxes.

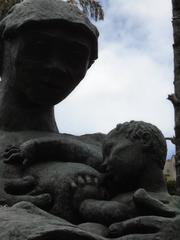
[0,0,179,239]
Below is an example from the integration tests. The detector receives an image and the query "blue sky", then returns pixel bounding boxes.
[56,0,175,159]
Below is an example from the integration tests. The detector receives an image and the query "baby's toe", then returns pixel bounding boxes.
[77,175,86,186]
[70,181,77,189]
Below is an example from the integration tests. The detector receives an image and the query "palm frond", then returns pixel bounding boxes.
[0,0,22,20]
[68,0,104,21]
[0,0,104,22]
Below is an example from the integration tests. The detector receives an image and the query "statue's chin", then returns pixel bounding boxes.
[25,88,72,106]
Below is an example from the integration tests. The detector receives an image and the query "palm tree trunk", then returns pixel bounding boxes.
[171,0,180,194]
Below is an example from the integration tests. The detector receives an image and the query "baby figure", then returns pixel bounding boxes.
[78,121,175,235]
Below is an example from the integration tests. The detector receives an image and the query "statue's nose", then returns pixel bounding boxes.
[46,54,66,72]
[47,60,61,71]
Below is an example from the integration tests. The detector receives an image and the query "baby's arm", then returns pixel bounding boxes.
[2,136,99,166]
[79,199,129,225]
[108,189,177,238]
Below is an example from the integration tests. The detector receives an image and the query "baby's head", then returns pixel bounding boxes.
[102,121,167,186]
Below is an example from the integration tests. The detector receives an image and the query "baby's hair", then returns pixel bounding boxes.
[107,121,167,169]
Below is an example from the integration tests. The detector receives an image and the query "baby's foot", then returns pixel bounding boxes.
[70,174,99,188]
[108,222,124,238]
[70,173,100,209]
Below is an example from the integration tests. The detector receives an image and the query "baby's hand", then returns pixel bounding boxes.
[2,145,25,165]
[2,140,37,166]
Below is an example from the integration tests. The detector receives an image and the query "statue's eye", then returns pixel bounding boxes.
[23,40,50,60]
[66,42,89,66]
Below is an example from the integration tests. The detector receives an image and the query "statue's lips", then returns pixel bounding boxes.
[38,72,75,89]
[39,78,74,89]
[40,80,65,89]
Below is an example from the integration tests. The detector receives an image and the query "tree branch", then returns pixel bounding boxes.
[167,94,180,106]
[165,137,176,144]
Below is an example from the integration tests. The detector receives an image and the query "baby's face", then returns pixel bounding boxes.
[102,135,144,184]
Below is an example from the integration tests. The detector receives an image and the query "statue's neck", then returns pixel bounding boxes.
[0,86,59,133]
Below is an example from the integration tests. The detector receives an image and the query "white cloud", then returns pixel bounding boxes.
[55,0,175,158]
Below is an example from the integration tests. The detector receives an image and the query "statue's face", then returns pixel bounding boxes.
[102,135,144,186]
[4,24,91,105]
